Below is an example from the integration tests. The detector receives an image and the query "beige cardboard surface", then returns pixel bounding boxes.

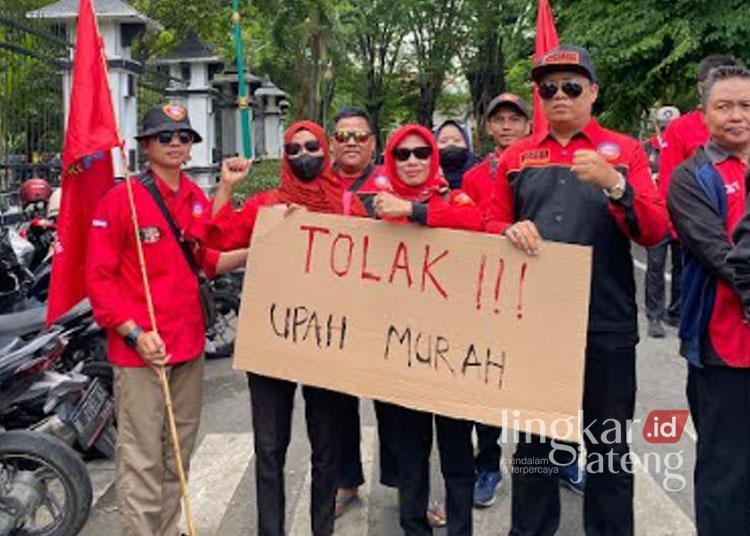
[234,207,592,442]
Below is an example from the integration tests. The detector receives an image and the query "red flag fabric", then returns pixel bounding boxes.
[47,0,120,325]
[532,0,560,135]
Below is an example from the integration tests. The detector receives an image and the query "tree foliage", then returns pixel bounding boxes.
[4,0,750,166]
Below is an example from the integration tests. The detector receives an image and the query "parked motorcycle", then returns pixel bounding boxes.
[205,270,243,360]
[0,429,92,536]
[0,327,107,535]
[0,321,115,458]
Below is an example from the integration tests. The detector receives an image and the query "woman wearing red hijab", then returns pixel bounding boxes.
[207,120,360,248]
[357,124,477,535]
[206,121,360,536]
[355,124,483,232]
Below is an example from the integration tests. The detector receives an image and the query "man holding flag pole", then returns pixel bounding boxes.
[48,1,250,534]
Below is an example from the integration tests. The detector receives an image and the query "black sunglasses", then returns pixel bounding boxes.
[156,130,195,145]
[538,80,585,101]
[285,140,322,157]
[156,130,194,145]
[392,146,432,162]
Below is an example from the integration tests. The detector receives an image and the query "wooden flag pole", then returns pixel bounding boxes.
[120,148,198,536]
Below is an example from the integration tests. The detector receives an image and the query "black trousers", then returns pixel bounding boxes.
[645,236,682,322]
[510,334,636,536]
[395,407,474,536]
[474,423,503,473]
[338,396,400,488]
[338,394,365,488]
[248,373,342,536]
[694,365,750,536]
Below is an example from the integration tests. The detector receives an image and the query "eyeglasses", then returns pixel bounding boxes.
[392,146,433,162]
[284,140,322,157]
[333,129,371,143]
[538,80,585,101]
[156,130,194,145]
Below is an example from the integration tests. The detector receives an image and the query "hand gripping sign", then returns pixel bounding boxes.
[234,207,592,442]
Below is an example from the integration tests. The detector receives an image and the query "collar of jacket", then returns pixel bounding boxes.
[532,117,602,146]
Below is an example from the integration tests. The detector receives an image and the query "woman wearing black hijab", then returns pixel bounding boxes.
[434,120,480,190]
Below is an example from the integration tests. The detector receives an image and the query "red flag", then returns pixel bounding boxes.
[47,0,120,325]
[532,0,560,135]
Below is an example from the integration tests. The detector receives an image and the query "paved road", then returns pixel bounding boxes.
[82,246,696,535]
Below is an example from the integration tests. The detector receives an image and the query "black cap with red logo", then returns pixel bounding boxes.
[531,45,597,83]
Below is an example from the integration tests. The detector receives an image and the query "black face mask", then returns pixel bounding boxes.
[439,145,469,170]
[288,154,325,182]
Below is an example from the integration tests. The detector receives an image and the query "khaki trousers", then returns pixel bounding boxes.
[114,357,203,536]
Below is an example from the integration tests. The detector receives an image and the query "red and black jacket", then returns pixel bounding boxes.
[486,118,669,336]
[669,143,750,367]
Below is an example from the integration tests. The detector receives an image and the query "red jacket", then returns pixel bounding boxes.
[86,173,219,367]
[462,148,503,217]
[356,170,484,231]
[485,118,669,335]
[357,124,484,231]
[658,110,708,201]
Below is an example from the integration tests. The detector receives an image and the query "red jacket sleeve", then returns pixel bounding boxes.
[608,142,670,247]
[85,191,131,329]
[420,190,483,231]
[203,190,276,251]
[483,155,515,234]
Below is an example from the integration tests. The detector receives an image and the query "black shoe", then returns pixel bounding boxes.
[648,319,666,338]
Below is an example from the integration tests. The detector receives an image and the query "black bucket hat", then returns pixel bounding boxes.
[135,104,203,143]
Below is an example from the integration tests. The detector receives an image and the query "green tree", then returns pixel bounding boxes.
[335,0,409,146]
[407,0,469,127]
[555,0,750,132]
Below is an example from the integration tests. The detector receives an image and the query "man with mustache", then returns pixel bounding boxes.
[327,107,398,517]
[671,65,750,536]
[486,46,669,535]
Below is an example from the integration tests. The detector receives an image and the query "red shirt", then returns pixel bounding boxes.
[86,172,219,367]
[333,164,383,191]
[705,147,750,366]
[658,110,708,200]
[462,148,503,216]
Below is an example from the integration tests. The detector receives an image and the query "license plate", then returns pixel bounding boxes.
[69,378,114,449]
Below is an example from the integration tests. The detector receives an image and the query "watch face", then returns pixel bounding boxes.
[609,186,625,200]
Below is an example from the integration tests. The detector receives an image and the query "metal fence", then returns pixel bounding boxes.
[0,10,67,195]
[0,9,178,203]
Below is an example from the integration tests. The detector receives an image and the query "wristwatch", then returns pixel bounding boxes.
[604,173,627,201]
[123,326,143,349]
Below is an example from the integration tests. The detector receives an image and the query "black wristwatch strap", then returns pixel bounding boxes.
[124,326,143,349]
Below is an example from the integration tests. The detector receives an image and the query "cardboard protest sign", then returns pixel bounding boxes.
[234,207,591,442]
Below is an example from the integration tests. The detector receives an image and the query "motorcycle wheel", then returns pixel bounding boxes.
[0,430,92,536]
[205,290,239,360]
